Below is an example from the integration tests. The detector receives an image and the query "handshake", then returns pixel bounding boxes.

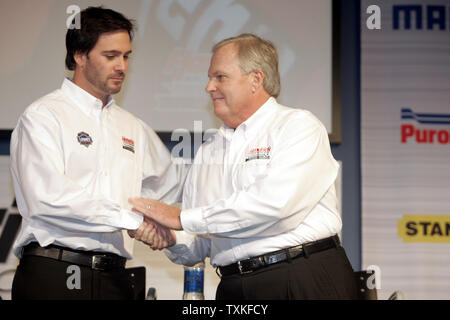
[127,197,183,250]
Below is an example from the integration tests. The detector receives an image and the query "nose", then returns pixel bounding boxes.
[115,56,127,73]
[205,79,215,94]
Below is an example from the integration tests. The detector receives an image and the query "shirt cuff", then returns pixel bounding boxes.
[180,207,208,234]
[166,230,191,253]
[120,209,143,230]
[164,231,199,266]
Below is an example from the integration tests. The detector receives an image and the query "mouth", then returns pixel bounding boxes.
[110,76,124,82]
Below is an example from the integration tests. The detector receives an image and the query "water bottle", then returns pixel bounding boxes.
[182,261,205,300]
[146,287,157,300]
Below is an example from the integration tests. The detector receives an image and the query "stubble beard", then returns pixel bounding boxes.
[85,61,123,96]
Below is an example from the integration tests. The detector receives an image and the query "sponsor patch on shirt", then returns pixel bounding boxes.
[122,137,135,153]
[77,132,93,148]
[245,146,271,162]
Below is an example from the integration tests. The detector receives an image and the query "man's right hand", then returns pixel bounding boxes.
[128,218,176,250]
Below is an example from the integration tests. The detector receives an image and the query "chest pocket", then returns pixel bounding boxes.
[237,159,270,189]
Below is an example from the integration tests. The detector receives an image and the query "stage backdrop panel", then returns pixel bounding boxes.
[0,156,19,300]
[361,0,450,299]
[0,0,333,135]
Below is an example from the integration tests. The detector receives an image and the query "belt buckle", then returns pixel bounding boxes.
[92,255,107,271]
[237,261,252,275]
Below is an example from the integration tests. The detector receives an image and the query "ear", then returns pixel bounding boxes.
[251,70,265,93]
[74,52,87,69]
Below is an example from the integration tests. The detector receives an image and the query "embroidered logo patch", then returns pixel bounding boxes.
[77,132,93,148]
[122,137,135,153]
[245,146,271,162]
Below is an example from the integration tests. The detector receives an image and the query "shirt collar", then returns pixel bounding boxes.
[218,97,277,141]
[240,96,276,129]
[218,124,235,142]
[61,78,115,115]
[217,97,277,142]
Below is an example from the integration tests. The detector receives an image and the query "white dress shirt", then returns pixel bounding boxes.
[166,97,341,267]
[10,78,184,259]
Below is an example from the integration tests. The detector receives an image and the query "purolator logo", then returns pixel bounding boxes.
[401,108,450,144]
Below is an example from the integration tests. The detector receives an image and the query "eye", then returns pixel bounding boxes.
[105,55,115,60]
[216,74,226,81]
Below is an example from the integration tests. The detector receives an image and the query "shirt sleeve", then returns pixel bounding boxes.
[10,108,143,233]
[180,115,339,238]
[164,231,211,266]
[139,120,189,204]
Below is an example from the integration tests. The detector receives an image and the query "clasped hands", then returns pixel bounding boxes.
[127,197,182,250]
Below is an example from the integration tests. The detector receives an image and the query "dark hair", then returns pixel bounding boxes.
[65,6,135,70]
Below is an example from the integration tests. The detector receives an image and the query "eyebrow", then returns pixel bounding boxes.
[208,70,226,78]
[101,50,132,55]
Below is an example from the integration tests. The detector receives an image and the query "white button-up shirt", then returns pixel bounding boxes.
[166,97,341,267]
[10,79,184,259]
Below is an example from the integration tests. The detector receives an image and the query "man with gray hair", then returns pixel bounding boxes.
[130,33,357,299]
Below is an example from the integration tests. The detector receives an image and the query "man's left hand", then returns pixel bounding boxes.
[129,197,182,230]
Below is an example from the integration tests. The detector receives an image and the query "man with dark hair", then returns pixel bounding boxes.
[65,7,135,71]
[10,6,183,300]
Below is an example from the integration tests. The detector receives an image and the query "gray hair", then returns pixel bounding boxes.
[212,33,281,98]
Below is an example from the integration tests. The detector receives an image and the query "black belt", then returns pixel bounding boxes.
[22,243,127,271]
[218,235,340,277]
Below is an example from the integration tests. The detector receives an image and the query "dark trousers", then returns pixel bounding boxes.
[12,255,145,300]
[216,246,358,300]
